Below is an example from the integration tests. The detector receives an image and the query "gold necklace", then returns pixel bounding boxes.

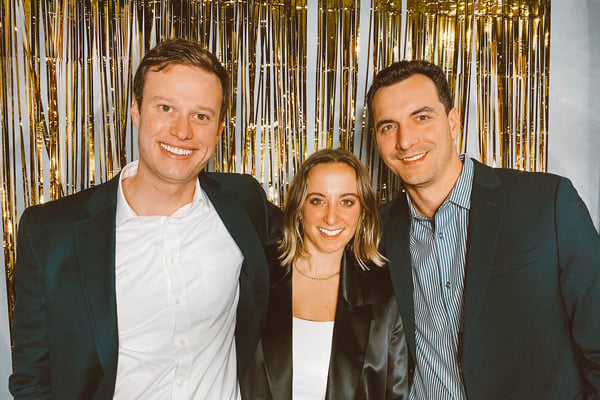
[294,259,340,281]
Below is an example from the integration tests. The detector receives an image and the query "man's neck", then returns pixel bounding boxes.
[121,173,196,216]
[406,157,464,219]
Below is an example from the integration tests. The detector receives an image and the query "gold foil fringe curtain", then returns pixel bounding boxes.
[1,0,550,320]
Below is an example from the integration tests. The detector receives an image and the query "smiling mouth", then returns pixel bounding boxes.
[401,152,426,162]
[319,227,343,237]
[161,143,192,156]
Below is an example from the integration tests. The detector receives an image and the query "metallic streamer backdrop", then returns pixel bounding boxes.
[1,0,550,324]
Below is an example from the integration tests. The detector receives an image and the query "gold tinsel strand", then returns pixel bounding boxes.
[1,0,550,325]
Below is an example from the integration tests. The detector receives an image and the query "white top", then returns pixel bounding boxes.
[113,161,244,400]
[292,317,335,400]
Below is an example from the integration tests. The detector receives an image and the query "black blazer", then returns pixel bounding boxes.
[9,172,281,399]
[379,159,600,399]
[241,249,409,399]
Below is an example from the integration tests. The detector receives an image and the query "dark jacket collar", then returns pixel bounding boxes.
[76,174,121,387]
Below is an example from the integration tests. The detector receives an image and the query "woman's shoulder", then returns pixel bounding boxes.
[343,254,396,305]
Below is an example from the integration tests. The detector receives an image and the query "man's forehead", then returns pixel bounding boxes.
[374,78,441,111]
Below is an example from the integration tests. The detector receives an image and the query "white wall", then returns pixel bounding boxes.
[548,0,600,230]
[0,250,11,399]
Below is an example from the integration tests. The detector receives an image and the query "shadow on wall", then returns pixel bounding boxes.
[590,0,600,230]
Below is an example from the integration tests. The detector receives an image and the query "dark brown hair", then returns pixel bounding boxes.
[133,38,230,122]
[366,60,453,128]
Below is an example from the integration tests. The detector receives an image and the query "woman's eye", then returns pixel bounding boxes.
[340,199,355,207]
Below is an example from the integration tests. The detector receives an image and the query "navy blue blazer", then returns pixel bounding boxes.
[9,172,281,399]
[379,159,600,399]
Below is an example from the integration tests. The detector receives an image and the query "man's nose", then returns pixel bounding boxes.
[171,115,193,140]
[396,125,419,150]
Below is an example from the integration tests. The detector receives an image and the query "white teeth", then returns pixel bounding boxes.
[402,152,426,162]
[161,143,192,156]
[319,228,343,236]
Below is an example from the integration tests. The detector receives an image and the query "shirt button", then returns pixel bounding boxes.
[438,232,444,238]
[445,281,451,289]
[169,257,175,264]
[179,339,185,346]
[176,378,184,385]
[175,298,181,305]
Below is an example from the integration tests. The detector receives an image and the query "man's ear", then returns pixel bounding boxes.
[131,99,141,126]
[448,107,460,141]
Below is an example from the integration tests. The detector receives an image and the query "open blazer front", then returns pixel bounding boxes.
[10,171,281,399]
[241,248,409,400]
[379,159,600,399]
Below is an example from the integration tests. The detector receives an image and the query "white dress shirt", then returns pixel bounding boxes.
[113,161,244,399]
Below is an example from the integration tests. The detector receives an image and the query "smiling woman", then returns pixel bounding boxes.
[241,148,409,400]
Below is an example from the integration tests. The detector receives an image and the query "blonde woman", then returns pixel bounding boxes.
[242,149,408,399]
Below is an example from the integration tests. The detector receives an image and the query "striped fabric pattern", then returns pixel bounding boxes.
[408,155,474,400]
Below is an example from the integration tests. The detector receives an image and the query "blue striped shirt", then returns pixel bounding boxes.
[408,155,473,400]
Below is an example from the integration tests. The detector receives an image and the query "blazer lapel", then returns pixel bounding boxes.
[262,266,293,399]
[199,173,270,374]
[75,175,120,383]
[462,161,504,350]
[326,254,372,400]
[382,197,416,360]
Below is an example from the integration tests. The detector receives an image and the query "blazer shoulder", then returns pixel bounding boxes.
[343,254,396,307]
[20,177,118,222]
[204,171,259,187]
[473,159,566,194]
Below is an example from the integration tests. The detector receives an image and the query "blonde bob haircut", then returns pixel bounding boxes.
[278,148,386,270]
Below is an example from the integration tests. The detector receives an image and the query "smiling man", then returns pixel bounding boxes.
[367,60,600,399]
[9,39,281,399]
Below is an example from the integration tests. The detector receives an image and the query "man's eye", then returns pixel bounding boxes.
[195,114,208,120]
[379,124,397,134]
[416,114,429,122]
[159,105,171,112]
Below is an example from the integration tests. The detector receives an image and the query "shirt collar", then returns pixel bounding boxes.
[116,160,206,225]
[407,154,474,219]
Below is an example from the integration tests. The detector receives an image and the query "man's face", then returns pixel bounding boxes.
[130,64,224,190]
[371,73,460,192]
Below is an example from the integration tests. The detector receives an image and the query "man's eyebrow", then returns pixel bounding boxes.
[410,106,435,116]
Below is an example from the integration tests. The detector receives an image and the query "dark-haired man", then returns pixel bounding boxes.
[10,38,280,399]
[367,60,600,399]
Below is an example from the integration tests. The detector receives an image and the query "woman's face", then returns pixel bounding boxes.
[301,162,362,257]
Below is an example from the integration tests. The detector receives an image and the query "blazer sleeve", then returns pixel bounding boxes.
[250,176,282,246]
[386,299,410,399]
[9,208,52,399]
[555,178,600,396]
